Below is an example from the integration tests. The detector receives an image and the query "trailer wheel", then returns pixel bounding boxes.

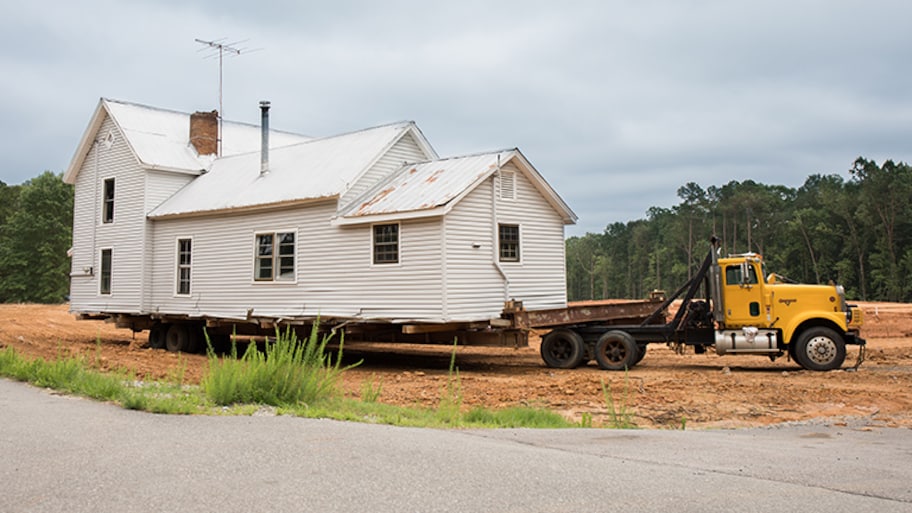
[165,324,190,353]
[793,327,846,371]
[540,329,585,369]
[594,331,638,371]
[633,344,647,365]
[148,322,166,349]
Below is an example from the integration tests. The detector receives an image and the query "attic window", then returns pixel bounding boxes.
[500,171,516,200]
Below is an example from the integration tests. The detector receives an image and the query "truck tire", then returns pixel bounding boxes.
[540,329,585,369]
[793,327,846,371]
[594,330,638,371]
[165,324,190,353]
[148,322,166,349]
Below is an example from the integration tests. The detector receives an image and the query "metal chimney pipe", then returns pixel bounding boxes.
[259,101,270,175]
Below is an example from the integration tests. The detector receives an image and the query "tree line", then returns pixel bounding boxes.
[1,158,910,304]
[566,157,912,303]
[0,172,73,303]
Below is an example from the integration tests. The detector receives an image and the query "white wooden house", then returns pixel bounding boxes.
[64,98,576,346]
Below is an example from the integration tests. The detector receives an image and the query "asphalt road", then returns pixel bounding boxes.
[2,378,911,513]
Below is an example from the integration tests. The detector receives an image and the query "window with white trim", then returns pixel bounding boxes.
[255,232,295,281]
[176,238,192,295]
[100,248,112,294]
[102,178,115,223]
[373,224,399,264]
[498,224,520,262]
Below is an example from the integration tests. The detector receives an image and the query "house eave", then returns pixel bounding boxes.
[332,205,449,226]
[149,195,339,221]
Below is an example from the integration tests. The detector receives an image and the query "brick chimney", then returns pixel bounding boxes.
[189,110,218,156]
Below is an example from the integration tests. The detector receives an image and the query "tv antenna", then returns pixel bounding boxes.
[195,38,251,155]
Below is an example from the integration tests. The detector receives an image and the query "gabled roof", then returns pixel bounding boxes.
[148,122,431,219]
[63,98,311,184]
[335,149,577,225]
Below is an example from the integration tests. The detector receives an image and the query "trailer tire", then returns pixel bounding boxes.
[594,331,638,371]
[633,344,647,365]
[165,324,190,353]
[793,327,846,371]
[540,329,585,369]
[148,322,166,349]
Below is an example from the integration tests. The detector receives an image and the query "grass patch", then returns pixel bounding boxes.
[1,343,578,430]
[202,324,357,406]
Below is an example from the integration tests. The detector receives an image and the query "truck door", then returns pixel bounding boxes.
[721,262,763,327]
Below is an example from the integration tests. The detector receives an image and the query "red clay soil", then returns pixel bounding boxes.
[2,302,911,429]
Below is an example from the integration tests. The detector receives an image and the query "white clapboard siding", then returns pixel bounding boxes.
[142,170,197,311]
[149,201,446,321]
[69,115,146,314]
[442,176,506,320]
[494,162,568,309]
[339,132,428,210]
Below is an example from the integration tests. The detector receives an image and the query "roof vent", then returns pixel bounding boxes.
[259,101,270,176]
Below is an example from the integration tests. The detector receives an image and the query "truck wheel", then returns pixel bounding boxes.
[595,331,638,370]
[540,329,585,369]
[793,327,846,371]
[148,322,166,349]
[165,324,190,353]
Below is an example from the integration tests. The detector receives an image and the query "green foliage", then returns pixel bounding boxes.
[0,172,73,303]
[602,375,636,429]
[0,346,577,428]
[360,374,383,403]
[436,340,463,424]
[201,325,358,407]
[566,158,912,303]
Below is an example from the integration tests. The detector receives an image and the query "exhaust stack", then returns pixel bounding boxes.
[259,101,270,176]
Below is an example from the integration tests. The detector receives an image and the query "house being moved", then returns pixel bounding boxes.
[63,98,577,350]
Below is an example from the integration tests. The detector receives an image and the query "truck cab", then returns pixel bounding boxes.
[712,252,864,370]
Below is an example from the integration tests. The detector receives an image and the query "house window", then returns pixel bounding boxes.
[373,224,399,264]
[255,232,295,281]
[102,178,115,223]
[499,224,520,262]
[100,248,112,295]
[176,238,192,295]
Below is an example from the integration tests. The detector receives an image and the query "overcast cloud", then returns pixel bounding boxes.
[1,0,910,235]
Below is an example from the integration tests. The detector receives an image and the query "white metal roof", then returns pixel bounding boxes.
[148,122,420,218]
[63,99,312,183]
[336,149,577,225]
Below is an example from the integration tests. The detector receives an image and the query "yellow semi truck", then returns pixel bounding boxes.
[538,237,865,371]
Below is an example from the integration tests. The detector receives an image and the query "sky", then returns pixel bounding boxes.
[1,0,910,236]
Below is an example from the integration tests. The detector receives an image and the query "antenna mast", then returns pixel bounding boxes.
[195,38,245,156]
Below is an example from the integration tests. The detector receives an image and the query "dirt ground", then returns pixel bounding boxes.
[2,302,911,429]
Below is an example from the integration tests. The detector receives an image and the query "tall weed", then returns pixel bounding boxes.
[202,324,359,406]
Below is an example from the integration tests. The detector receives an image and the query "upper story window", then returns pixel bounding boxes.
[176,238,192,295]
[100,248,112,295]
[102,178,115,223]
[373,224,399,264]
[499,224,520,262]
[255,232,295,281]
